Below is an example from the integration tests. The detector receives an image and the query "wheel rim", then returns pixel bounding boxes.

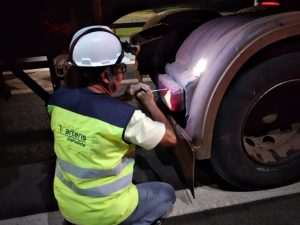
[242,79,300,166]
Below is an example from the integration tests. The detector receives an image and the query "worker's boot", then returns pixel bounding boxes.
[151,204,174,225]
[152,219,163,225]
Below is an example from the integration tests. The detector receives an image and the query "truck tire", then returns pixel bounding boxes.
[211,52,300,190]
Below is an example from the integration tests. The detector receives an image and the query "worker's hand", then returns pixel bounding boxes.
[136,89,155,105]
[128,83,151,96]
[123,83,152,101]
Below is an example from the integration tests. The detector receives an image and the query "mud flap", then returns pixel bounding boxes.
[172,120,195,198]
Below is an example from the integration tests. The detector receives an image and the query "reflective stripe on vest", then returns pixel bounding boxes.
[57,157,134,179]
[55,166,133,197]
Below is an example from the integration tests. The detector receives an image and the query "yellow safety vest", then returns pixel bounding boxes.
[47,87,138,225]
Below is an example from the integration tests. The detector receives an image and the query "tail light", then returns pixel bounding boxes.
[256,0,280,6]
[157,74,185,112]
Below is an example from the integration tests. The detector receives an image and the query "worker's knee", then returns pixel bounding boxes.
[137,182,176,205]
[157,182,176,204]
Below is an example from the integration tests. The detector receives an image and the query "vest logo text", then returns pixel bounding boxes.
[58,124,87,147]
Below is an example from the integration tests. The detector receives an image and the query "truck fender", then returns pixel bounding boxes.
[167,11,300,160]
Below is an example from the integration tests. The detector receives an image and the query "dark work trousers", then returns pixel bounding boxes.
[119,182,176,225]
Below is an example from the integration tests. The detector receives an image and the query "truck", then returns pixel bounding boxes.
[1,0,299,195]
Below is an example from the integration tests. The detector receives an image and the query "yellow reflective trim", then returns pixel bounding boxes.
[57,157,134,179]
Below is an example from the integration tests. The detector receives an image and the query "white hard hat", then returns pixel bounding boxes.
[69,26,130,67]
[70,25,112,47]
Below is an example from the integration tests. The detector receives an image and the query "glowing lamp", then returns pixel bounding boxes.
[260,1,280,6]
[157,74,185,112]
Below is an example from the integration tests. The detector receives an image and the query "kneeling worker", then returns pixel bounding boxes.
[47,25,177,225]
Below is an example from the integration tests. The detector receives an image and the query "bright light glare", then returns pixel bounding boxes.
[164,90,172,109]
[193,58,207,77]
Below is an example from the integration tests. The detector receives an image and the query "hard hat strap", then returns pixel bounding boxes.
[106,66,116,93]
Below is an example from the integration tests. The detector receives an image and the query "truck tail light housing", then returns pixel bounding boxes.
[157,74,185,112]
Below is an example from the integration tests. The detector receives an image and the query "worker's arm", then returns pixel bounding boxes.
[135,90,177,147]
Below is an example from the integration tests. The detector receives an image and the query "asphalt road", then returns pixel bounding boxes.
[166,192,300,225]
